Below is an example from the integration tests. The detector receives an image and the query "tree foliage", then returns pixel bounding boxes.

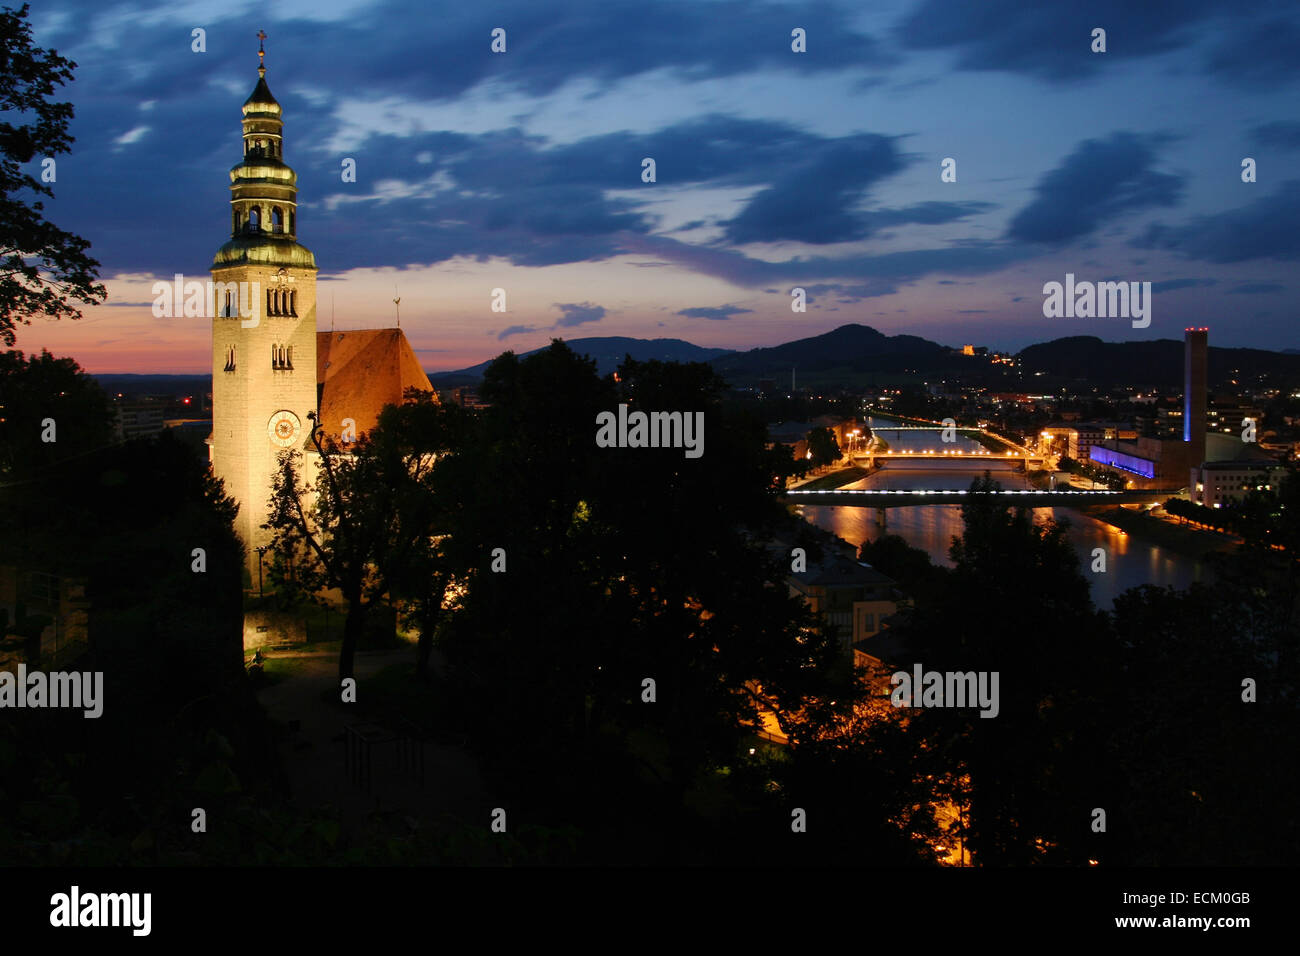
[0,4,104,346]
[806,425,840,468]
[0,347,114,482]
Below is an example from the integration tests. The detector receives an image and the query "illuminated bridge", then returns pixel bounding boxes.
[865,451,1046,466]
[785,488,1174,508]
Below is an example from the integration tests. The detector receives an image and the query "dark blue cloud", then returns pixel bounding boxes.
[52,96,951,276]
[1006,133,1183,244]
[870,201,995,227]
[801,281,899,302]
[1204,18,1300,89]
[715,141,992,245]
[1151,278,1217,293]
[722,134,902,244]
[629,234,1039,288]
[1250,121,1300,150]
[676,305,753,320]
[25,0,1295,352]
[1134,180,1300,263]
[895,0,1221,81]
[1227,282,1284,295]
[39,0,891,107]
[498,324,541,340]
[894,0,1298,89]
[445,116,842,194]
[552,302,606,327]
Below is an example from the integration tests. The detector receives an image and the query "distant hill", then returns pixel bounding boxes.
[708,324,971,386]
[94,330,1300,396]
[430,336,735,385]
[94,374,211,397]
[1017,336,1300,388]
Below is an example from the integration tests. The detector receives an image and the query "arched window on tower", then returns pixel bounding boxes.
[266,288,273,316]
[290,291,297,316]
[224,345,236,372]
[248,207,260,232]
[224,290,233,317]
[232,210,239,234]
[272,207,283,234]
[289,211,295,234]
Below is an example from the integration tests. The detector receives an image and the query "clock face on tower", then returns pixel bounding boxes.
[268,410,301,448]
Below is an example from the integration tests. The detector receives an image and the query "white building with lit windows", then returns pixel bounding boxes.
[1190,459,1288,508]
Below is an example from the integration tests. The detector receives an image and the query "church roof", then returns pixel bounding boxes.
[315,328,436,445]
[242,75,282,117]
[212,235,316,270]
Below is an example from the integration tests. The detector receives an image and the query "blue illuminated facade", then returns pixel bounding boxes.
[1089,445,1155,479]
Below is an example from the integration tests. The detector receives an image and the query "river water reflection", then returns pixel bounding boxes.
[798,417,1208,607]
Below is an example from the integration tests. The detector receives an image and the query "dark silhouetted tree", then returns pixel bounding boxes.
[806,426,840,468]
[0,4,105,346]
[0,348,113,482]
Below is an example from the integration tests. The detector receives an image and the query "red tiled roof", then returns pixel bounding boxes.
[315,328,435,444]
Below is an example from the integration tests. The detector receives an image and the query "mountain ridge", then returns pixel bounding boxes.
[92,325,1300,393]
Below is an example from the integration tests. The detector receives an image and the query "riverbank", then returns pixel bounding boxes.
[791,464,872,491]
[963,429,1015,454]
[1071,504,1239,560]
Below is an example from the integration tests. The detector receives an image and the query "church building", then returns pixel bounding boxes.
[209,40,435,575]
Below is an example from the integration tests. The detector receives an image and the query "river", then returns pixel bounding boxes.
[796,416,1208,607]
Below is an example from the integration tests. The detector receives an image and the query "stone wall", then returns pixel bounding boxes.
[242,609,308,650]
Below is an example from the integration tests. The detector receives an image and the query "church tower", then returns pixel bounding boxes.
[211,35,318,576]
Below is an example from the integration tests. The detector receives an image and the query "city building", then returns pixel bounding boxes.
[448,386,490,409]
[1080,328,1287,492]
[1088,435,1182,485]
[113,400,167,440]
[787,553,898,661]
[207,46,435,576]
[1190,460,1289,508]
[1206,402,1264,436]
[1040,422,1136,461]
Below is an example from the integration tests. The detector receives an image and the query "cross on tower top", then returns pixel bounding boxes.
[257,29,267,76]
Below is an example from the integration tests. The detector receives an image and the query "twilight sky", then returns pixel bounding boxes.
[18,0,1300,373]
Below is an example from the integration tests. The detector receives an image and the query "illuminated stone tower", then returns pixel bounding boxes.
[210,35,318,576]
